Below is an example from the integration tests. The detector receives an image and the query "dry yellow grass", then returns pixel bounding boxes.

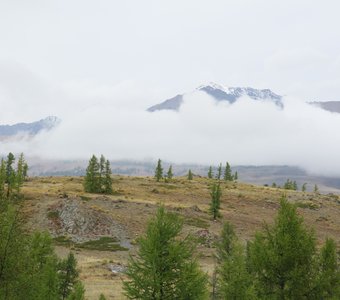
[20,175,340,299]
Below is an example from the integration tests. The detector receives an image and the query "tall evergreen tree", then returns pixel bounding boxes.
[5,152,16,198]
[15,153,26,193]
[311,238,340,299]
[23,162,29,180]
[234,171,238,181]
[59,252,79,300]
[0,159,6,198]
[102,160,113,194]
[123,206,208,299]
[209,183,221,220]
[208,166,213,179]
[302,182,307,192]
[167,165,173,180]
[223,162,233,181]
[216,163,222,180]
[188,169,193,180]
[83,155,100,193]
[154,159,163,182]
[248,197,318,299]
[216,223,254,299]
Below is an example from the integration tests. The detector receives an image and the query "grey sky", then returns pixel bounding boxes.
[2,1,340,176]
[1,0,340,109]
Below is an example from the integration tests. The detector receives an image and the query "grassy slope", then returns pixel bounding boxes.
[21,176,340,300]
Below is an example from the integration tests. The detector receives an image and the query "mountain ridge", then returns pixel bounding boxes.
[0,116,61,138]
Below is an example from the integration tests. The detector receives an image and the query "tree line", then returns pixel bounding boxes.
[154,159,238,182]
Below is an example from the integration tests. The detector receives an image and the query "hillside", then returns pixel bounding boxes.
[20,175,340,299]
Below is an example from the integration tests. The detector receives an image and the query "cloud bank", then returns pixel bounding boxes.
[1,81,340,177]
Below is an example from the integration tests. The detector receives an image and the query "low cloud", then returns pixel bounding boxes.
[2,84,340,177]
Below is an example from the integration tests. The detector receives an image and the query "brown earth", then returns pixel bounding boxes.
[20,175,340,300]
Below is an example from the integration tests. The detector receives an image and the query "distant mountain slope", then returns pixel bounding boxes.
[0,116,61,138]
[147,83,283,112]
[309,101,340,113]
[147,83,340,114]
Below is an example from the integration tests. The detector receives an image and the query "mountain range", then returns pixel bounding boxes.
[147,82,339,113]
[0,116,61,139]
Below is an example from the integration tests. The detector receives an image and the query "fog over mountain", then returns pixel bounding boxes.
[1,1,340,178]
[1,81,340,177]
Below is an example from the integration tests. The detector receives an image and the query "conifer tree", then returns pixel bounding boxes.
[223,162,233,181]
[216,163,222,180]
[314,184,319,193]
[302,182,307,192]
[0,159,6,198]
[248,197,318,299]
[154,159,163,182]
[188,169,193,180]
[99,155,105,183]
[209,182,221,220]
[67,282,85,300]
[315,238,340,298]
[102,160,113,194]
[234,171,238,181]
[167,165,173,180]
[84,155,100,193]
[15,153,26,192]
[5,152,16,197]
[216,223,254,299]
[59,252,79,300]
[23,162,28,180]
[208,166,213,179]
[123,206,208,299]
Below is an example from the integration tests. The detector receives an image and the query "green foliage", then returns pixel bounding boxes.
[84,155,112,194]
[216,163,222,180]
[314,184,319,193]
[154,159,163,182]
[66,282,85,300]
[283,178,298,190]
[123,206,208,299]
[314,238,340,299]
[166,165,173,180]
[223,162,233,181]
[234,171,238,181]
[0,198,83,300]
[209,182,221,220]
[0,153,28,199]
[188,169,193,180]
[302,182,307,192]
[208,166,213,179]
[248,197,318,299]
[59,252,79,300]
[216,222,254,299]
[102,160,113,194]
[76,237,128,252]
[214,199,340,299]
[99,294,107,300]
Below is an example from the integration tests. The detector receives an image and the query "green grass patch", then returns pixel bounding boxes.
[184,217,209,229]
[296,201,319,210]
[76,237,128,251]
[53,235,73,247]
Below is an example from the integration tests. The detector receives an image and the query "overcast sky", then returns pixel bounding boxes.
[1,1,340,175]
[1,0,340,114]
